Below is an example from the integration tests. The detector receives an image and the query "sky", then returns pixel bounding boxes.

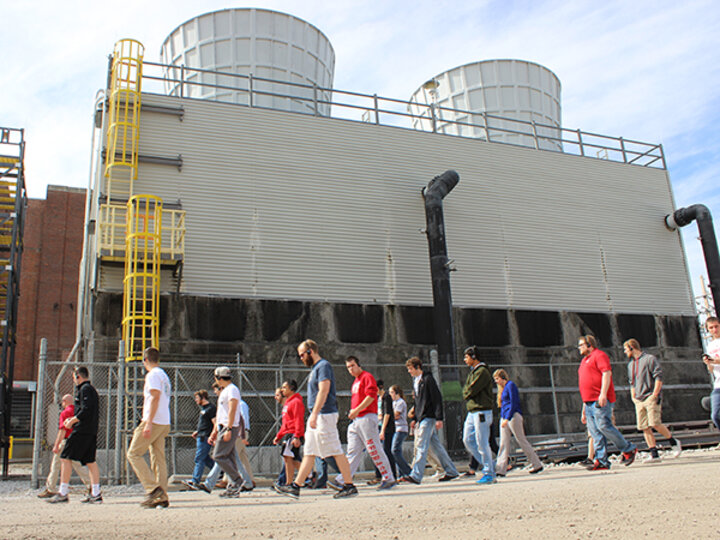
[1,0,719,308]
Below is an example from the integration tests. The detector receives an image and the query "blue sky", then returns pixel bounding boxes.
[1,0,719,307]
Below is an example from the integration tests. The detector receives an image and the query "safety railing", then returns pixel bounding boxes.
[139,60,666,169]
[97,202,185,263]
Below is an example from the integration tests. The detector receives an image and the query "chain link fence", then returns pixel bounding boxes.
[30,339,712,486]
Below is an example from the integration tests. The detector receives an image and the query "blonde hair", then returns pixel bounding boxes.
[493,369,508,409]
[623,338,641,351]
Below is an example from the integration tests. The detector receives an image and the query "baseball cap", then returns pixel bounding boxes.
[214,366,232,378]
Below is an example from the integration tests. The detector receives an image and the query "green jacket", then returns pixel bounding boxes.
[462,363,493,412]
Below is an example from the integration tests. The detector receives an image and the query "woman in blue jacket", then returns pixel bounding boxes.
[493,369,544,476]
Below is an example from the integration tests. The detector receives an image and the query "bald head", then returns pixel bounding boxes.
[61,394,73,407]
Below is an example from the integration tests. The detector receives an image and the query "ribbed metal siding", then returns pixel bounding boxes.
[117,92,694,315]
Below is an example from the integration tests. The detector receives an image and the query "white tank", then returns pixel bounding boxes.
[408,59,562,151]
[160,8,335,116]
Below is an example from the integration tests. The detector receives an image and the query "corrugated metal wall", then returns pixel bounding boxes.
[99,92,694,315]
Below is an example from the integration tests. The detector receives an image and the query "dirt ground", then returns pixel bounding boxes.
[2,448,719,539]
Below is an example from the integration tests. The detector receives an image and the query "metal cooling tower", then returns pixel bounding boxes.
[408,59,562,151]
[160,8,335,115]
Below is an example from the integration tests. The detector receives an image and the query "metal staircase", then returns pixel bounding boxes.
[0,127,26,478]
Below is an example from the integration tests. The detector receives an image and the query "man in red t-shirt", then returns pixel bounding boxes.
[37,394,90,498]
[273,379,305,487]
[330,356,396,490]
[578,335,637,470]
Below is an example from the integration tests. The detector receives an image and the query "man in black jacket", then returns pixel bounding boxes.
[47,366,102,504]
[399,357,458,484]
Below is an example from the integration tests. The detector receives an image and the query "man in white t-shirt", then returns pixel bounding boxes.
[126,347,172,508]
[208,366,246,497]
[702,316,720,430]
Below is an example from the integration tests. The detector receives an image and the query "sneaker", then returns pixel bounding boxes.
[327,478,344,492]
[275,483,300,500]
[218,485,241,498]
[181,480,198,491]
[461,471,476,477]
[496,472,506,477]
[586,460,610,471]
[671,439,682,458]
[438,474,459,482]
[643,454,661,463]
[476,475,496,485]
[197,483,211,494]
[37,488,56,499]
[240,483,254,492]
[333,483,358,499]
[621,448,638,467]
[399,475,420,485]
[578,458,593,467]
[430,471,444,479]
[46,494,69,504]
[140,498,169,508]
[366,478,382,486]
[143,486,165,504]
[377,479,397,490]
[529,466,544,475]
[81,493,103,504]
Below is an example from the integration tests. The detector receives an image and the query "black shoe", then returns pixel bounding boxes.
[579,458,593,466]
[586,460,610,471]
[240,484,254,492]
[621,448,638,467]
[275,482,300,499]
[529,466,544,475]
[438,474,458,482]
[333,483,358,499]
[461,471,476,477]
[399,475,420,485]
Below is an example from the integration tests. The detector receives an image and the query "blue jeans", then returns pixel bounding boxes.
[391,430,412,477]
[313,456,339,488]
[409,418,458,482]
[710,389,720,431]
[462,410,495,479]
[192,436,215,484]
[585,401,635,467]
[204,446,252,489]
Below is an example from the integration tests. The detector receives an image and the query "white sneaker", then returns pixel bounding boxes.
[642,454,661,463]
[671,439,682,458]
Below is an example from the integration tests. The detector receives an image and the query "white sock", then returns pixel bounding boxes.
[91,484,101,497]
[59,483,70,496]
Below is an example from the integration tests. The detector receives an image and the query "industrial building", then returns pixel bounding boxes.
[25,9,712,479]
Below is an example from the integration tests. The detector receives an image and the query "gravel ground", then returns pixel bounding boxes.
[1,448,718,539]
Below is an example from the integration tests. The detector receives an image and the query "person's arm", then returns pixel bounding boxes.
[223,398,238,442]
[291,399,305,447]
[651,379,662,400]
[598,371,611,407]
[380,412,391,441]
[142,389,161,438]
[309,379,330,429]
[52,426,65,454]
[580,402,587,424]
[349,395,374,420]
[427,376,444,429]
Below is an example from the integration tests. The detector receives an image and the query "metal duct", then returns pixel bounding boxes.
[422,170,460,378]
[665,204,720,313]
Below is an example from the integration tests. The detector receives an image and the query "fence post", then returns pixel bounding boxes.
[429,349,445,443]
[373,94,379,125]
[548,357,561,436]
[577,129,585,156]
[619,137,628,163]
[180,64,185,98]
[114,340,125,485]
[31,338,48,489]
[430,103,437,133]
[248,74,254,108]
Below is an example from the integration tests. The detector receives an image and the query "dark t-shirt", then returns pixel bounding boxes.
[381,392,395,434]
[197,402,216,437]
[73,381,99,435]
[307,358,338,414]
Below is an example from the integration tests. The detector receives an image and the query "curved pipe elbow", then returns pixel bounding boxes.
[665,204,712,230]
[422,170,459,202]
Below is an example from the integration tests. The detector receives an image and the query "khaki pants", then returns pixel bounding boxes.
[236,438,255,483]
[126,422,170,492]
[46,439,90,491]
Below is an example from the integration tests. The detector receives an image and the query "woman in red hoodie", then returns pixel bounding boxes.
[273,379,305,486]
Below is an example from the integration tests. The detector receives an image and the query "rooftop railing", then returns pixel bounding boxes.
[139,61,666,170]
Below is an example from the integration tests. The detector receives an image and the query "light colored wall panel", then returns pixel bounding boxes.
[112,92,694,315]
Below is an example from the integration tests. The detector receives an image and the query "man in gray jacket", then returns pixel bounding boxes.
[624,339,682,461]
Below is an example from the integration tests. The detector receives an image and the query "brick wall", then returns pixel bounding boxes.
[14,185,86,381]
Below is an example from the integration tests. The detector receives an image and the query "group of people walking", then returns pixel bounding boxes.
[38,316,720,505]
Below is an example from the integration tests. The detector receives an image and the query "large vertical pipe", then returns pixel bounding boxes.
[422,170,460,378]
[665,204,720,314]
[114,340,125,485]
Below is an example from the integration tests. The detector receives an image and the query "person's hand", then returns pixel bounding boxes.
[52,443,60,454]
[309,412,318,429]
[191,431,198,439]
[379,431,385,441]
[292,437,301,448]
[348,408,358,420]
[435,420,443,431]
[273,436,279,445]
[222,429,232,442]
[208,434,216,446]
[243,439,249,446]
[581,411,587,425]
[142,423,152,439]
[501,419,508,428]
[597,395,607,407]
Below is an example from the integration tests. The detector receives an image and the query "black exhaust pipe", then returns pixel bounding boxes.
[422,170,460,379]
[665,204,720,314]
